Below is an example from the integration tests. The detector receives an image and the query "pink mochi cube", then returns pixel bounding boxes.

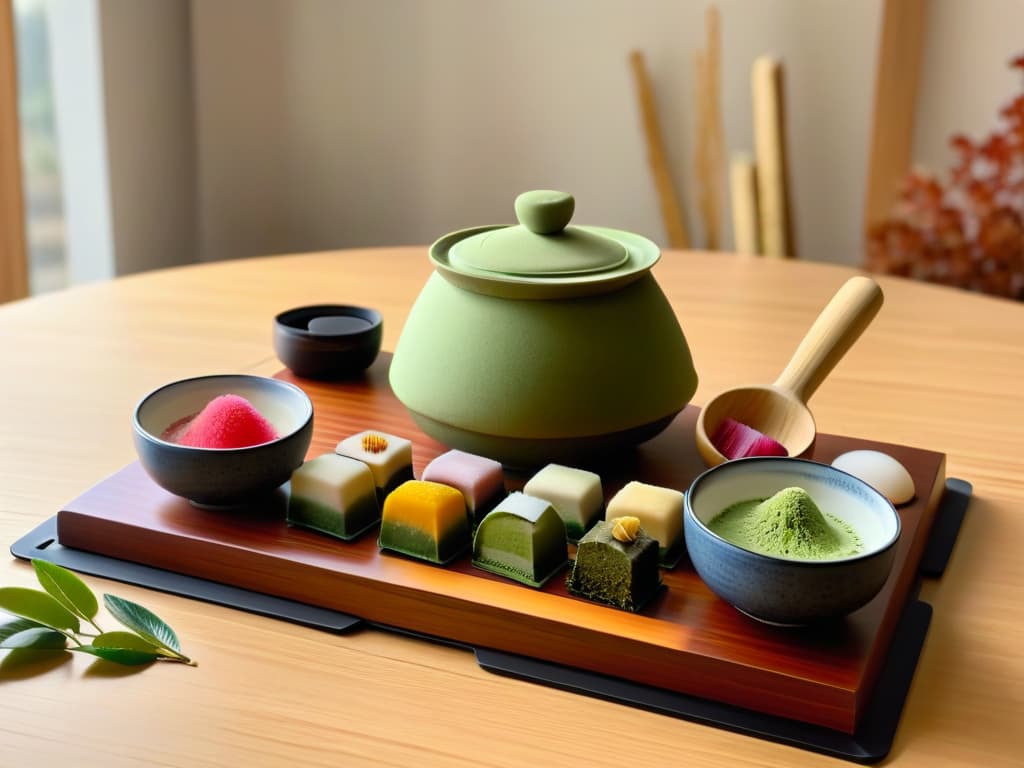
[174,394,279,449]
[421,449,505,524]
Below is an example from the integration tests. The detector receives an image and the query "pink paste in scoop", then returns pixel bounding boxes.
[711,417,788,460]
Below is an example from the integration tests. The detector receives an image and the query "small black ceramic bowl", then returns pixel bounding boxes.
[685,457,901,625]
[274,305,382,379]
[133,374,313,508]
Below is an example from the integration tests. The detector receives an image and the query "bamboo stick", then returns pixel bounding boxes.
[629,50,689,249]
[863,0,928,230]
[751,56,795,258]
[704,6,725,250]
[694,50,712,248]
[729,153,760,254]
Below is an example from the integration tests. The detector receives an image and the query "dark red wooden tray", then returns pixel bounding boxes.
[55,355,946,734]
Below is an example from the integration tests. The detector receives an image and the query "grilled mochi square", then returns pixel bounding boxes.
[567,518,661,612]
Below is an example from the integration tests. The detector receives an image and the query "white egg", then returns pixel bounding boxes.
[832,450,915,505]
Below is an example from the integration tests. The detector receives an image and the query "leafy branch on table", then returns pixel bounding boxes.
[0,560,196,667]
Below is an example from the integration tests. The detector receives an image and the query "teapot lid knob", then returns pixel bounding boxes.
[514,190,574,235]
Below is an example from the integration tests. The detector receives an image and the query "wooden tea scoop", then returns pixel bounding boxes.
[695,275,884,466]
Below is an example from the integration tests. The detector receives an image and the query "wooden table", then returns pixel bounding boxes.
[1,248,1021,766]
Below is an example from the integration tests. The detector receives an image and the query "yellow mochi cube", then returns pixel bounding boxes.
[606,480,685,567]
[379,480,470,564]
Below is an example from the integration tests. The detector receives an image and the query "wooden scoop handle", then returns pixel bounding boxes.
[773,276,883,403]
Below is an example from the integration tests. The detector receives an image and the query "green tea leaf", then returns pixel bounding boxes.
[102,594,180,652]
[1,617,67,650]
[32,560,98,622]
[95,631,162,652]
[0,587,80,632]
[0,626,67,650]
[73,646,161,666]
[76,631,192,665]
[0,617,45,642]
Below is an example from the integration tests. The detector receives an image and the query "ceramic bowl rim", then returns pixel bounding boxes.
[132,373,313,452]
[685,456,901,567]
[274,304,382,340]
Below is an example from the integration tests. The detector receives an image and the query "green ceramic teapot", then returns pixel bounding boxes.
[389,190,698,468]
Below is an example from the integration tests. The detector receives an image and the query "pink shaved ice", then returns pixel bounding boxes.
[169,394,279,449]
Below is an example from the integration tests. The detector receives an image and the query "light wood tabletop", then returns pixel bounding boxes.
[0,247,1021,767]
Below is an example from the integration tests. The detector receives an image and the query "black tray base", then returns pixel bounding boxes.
[9,516,362,633]
[475,601,930,763]
[9,479,971,763]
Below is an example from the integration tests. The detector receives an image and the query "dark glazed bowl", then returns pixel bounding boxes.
[274,305,382,379]
[684,457,901,625]
[133,374,313,508]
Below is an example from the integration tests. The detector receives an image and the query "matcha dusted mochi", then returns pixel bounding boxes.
[287,453,380,540]
[472,492,568,588]
[379,480,471,564]
[567,517,660,612]
[422,449,505,528]
[523,463,603,542]
[335,430,414,503]
[605,481,685,568]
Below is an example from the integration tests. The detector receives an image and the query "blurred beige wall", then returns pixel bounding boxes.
[191,0,883,265]
[102,0,1024,271]
[101,0,196,274]
[913,0,1024,173]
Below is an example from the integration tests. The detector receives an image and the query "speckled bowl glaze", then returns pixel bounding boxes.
[684,457,901,625]
[133,375,314,508]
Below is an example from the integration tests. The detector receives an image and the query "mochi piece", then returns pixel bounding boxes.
[378,480,471,564]
[523,463,603,542]
[567,518,661,612]
[832,450,915,505]
[335,430,414,502]
[287,453,380,540]
[606,481,685,567]
[472,492,568,587]
[422,449,505,527]
[173,394,278,448]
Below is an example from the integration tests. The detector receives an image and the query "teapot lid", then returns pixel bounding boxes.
[430,190,660,299]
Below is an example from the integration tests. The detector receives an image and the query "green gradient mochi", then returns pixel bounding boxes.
[287,453,380,540]
[472,492,568,588]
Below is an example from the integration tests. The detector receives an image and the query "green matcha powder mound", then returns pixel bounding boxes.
[709,487,861,560]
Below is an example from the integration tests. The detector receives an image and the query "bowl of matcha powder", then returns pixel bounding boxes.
[685,457,901,625]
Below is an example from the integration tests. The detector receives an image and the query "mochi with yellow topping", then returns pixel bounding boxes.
[472,492,568,587]
[287,453,380,540]
[335,430,414,503]
[606,480,685,568]
[522,463,602,542]
[378,480,471,564]
[567,516,661,612]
